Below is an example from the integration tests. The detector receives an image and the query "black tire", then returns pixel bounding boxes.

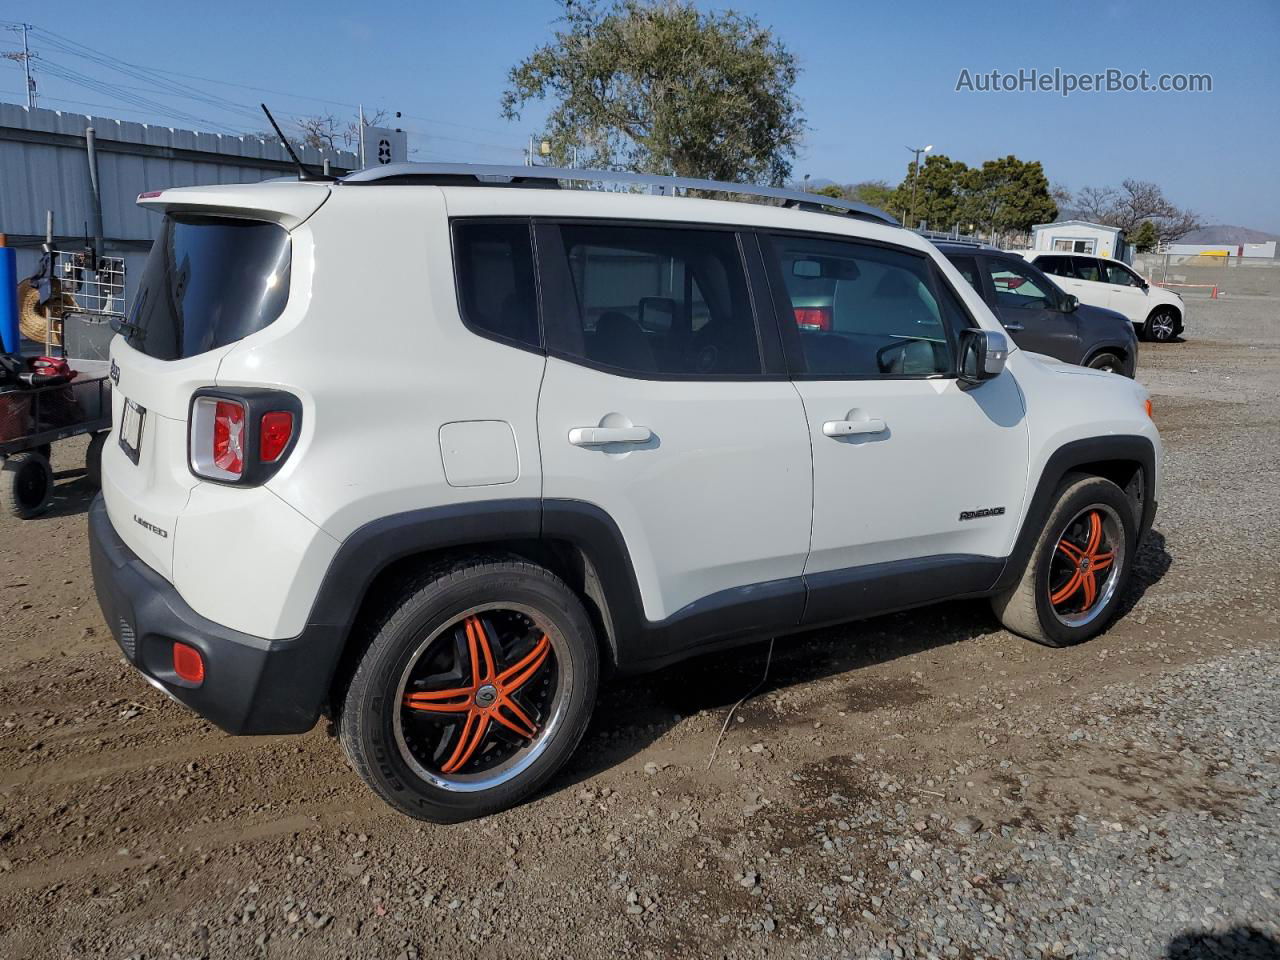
[1143,308,1180,343]
[85,432,108,488]
[991,474,1138,647]
[1,451,54,519]
[337,557,600,822]
[1086,351,1126,376]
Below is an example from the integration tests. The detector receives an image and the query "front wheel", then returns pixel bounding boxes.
[1143,308,1180,343]
[338,558,599,822]
[1086,351,1127,376]
[991,475,1138,647]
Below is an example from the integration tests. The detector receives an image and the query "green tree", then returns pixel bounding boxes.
[890,154,970,230]
[501,0,805,184]
[959,156,1058,236]
[813,183,845,199]
[1131,220,1159,252]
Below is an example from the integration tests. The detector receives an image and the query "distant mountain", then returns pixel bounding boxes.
[1178,225,1280,245]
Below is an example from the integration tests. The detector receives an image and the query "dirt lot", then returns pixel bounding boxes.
[1,287,1277,960]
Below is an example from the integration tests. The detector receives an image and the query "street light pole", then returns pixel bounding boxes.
[905,143,933,229]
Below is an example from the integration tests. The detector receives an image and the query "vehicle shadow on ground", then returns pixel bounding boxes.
[1116,527,1173,617]
[556,596,1003,789]
[1166,926,1280,959]
[42,470,98,519]
[552,528,1175,795]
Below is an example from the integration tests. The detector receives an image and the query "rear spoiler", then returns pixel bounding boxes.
[136,181,330,230]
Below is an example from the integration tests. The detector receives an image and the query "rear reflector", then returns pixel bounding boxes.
[259,411,294,463]
[172,642,205,685]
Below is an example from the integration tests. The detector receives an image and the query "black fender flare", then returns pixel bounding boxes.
[993,434,1157,592]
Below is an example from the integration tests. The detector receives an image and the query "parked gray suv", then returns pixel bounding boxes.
[937,242,1138,377]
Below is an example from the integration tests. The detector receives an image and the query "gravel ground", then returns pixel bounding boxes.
[0,284,1277,959]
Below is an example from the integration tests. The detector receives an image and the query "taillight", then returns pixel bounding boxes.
[794,306,832,331]
[212,400,246,476]
[259,411,294,462]
[189,390,301,484]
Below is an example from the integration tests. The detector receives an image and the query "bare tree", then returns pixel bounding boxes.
[257,109,389,155]
[1067,180,1201,243]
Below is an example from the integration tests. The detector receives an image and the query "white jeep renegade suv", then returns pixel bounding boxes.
[91,164,1159,822]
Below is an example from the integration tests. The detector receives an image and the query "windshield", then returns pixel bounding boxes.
[124,214,291,360]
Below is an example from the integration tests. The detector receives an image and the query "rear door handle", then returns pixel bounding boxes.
[568,425,652,446]
[1003,321,1025,332]
[822,418,886,437]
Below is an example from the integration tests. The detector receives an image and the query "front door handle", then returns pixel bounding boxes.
[568,425,652,446]
[1003,321,1025,332]
[822,418,886,438]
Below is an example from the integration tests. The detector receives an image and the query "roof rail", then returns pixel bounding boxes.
[338,162,900,227]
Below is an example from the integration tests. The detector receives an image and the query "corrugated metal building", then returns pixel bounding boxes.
[0,102,361,303]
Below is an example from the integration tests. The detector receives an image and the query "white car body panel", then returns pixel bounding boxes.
[100,177,1160,648]
[537,358,813,621]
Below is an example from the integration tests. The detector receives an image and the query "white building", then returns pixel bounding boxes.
[1030,220,1129,263]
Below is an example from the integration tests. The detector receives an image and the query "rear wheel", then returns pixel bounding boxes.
[1143,308,1180,343]
[1086,351,1126,376]
[991,475,1137,647]
[338,558,599,822]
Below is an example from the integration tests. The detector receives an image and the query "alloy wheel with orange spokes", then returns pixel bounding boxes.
[1046,503,1126,628]
[392,604,569,791]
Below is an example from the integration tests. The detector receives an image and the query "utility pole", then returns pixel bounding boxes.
[904,143,932,229]
[2,23,36,109]
[358,103,366,168]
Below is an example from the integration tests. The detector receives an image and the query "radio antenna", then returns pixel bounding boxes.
[260,103,335,182]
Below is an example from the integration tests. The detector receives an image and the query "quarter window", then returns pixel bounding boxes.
[550,224,760,377]
[767,234,955,377]
[452,221,541,348]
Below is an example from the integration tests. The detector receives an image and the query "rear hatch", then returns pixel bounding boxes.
[102,183,326,579]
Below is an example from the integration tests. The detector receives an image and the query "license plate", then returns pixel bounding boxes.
[119,398,145,464]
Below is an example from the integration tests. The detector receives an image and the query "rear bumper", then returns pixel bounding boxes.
[89,494,342,734]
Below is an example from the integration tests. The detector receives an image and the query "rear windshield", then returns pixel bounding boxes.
[124,214,291,360]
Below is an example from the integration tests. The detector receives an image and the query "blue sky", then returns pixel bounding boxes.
[4,0,1278,230]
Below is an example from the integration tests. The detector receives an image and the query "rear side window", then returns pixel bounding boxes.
[1071,257,1103,282]
[452,221,540,348]
[947,255,983,293]
[548,224,760,377]
[125,215,290,360]
[1036,255,1074,278]
[766,234,953,378]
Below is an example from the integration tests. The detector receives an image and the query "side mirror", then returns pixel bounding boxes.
[1060,293,1079,312]
[959,328,1009,385]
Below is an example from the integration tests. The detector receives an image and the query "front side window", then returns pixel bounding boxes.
[767,234,955,378]
[1072,257,1104,282]
[1104,262,1141,286]
[126,215,291,360]
[987,258,1055,310]
[452,221,540,348]
[551,224,760,377]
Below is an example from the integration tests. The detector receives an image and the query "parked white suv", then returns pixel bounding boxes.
[1022,251,1185,342]
[91,165,1159,821]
